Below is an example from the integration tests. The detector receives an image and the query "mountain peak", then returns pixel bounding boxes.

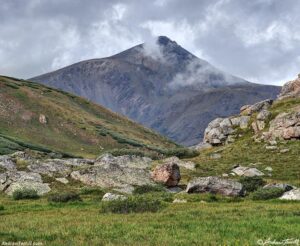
[157,36,176,46]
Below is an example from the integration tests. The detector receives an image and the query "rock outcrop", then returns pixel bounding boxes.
[151,162,181,187]
[186,176,244,197]
[240,99,273,115]
[203,116,250,145]
[263,111,300,140]
[278,74,300,100]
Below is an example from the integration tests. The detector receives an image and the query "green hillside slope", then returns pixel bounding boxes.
[0,75,177,158]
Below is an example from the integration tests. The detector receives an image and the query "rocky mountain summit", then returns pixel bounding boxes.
[31,36,280,146]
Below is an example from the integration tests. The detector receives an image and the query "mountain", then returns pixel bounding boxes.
[0,75,177,158]
[31,36,281,146]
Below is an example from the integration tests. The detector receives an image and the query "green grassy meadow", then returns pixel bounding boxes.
[0,194,299,245]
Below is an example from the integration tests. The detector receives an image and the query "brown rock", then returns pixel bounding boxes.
[151,162,181,187]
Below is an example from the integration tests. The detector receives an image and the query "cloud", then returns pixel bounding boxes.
[0,0,300,85]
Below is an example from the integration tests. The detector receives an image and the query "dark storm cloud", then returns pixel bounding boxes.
[0,0,299,85]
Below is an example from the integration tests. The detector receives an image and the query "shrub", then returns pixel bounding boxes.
[100,196,167,214]
[80,187,105,196]
[133,185,166,195]
[250,188,285,200]
[239,176,266,192]
[0,205,4,211]
[161,148,199,159]
[48,192,82,203]
[12,189,39,200]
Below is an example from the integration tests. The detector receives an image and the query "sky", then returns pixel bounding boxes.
[0,0,300,85]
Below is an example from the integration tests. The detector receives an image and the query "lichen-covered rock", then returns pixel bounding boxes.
[71,162,153,188]
[278,74,300,100]
[231,166,264,177]
[95,153,152,169]
[0,155,16,171]
[151,162,181,187]
[186,176,244,197]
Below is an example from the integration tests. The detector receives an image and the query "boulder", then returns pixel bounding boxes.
[151,162,181,187]
[113,185,135,195]
[55,177,69,184]
[95,153,152,169]
[257,110,271,121]
[102,193,127,201]
[280,188,300,200]
[263,183,294,192]
[278,74,300,100]
[1,171,51,195]
[71,161,153,188]
[186,176,244,197]
[231,166,264,177]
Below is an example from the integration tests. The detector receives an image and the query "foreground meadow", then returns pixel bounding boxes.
[0,194,299,246]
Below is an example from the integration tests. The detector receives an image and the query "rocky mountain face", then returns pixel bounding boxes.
[31,36,280,146]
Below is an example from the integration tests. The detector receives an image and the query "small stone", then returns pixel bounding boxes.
[173,199,187,203]
[222,173,229,177]
[269,140,277,145]
[102,193,127,201]
[265,146,277,150]
[264,167,273,172]
[39,114,47,124]
[55,177,69,184]
[280,149,290,153]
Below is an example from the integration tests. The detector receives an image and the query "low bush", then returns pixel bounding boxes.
[239,176,266,192]
[161,148,199,159]
[48,192,82,203]
[0,205,4,211]
[12,189,39,200]
[80,187,105,196]
[100,196,167,214]
[133,185,166,194]
[250,188,285,200]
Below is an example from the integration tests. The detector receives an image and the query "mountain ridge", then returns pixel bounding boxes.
[31,36,281,146]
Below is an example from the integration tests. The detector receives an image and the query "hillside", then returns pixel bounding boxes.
[0,75,177,158]
[31,36,281,146]
[188,78,300,186]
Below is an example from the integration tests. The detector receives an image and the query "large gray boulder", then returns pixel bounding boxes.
[186,176,244,197]
[263,183,294,192]
[71,161,153,188]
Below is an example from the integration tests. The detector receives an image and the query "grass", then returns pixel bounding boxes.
[0,75,177,158]
[0,194,299,245]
